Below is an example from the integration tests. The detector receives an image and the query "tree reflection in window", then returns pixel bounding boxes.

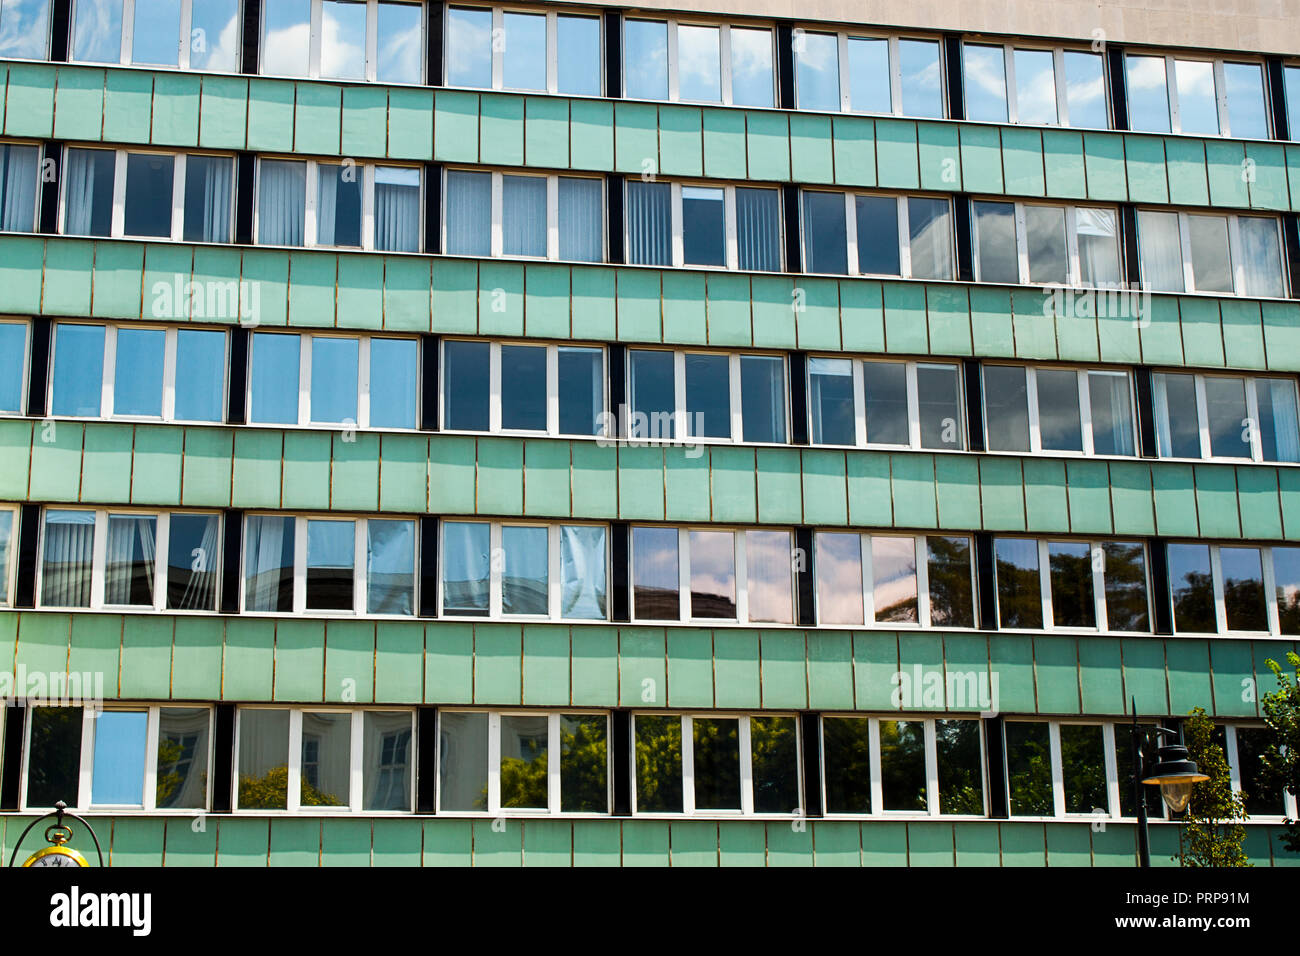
[936,719,984,814]
[1005,722,1052,816]
[1168,543,1214,633]
[750,716,799,814]
[1059,724,1107,814]
[879,719,926,811]
[634,715,683,812]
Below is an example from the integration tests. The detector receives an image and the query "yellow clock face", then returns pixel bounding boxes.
[23,846,89,868]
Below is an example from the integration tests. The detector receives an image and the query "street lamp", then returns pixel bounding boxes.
[1131,702,1209,867]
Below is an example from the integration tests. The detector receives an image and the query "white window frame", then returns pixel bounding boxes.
[803,190,955,280]
[0,141,43,233]
[962,42,1113,129]
[445,167,606,262]
[1004,718,1124,821]
[1140,209,1289,298]
[0,503,20,607]
[260,0,425,83]
[233,706,417,814]
[1127,52,1271,139]
[1223,723,1299,821]
[1154,370,1299,464]
[67,0,240,72]
[445,5,603,96]
[797,28,947,118]
[620,16,773,106]
[973,200,1123,288]
[0,317,31,416]
[981,363,1137,458]
[808,356,966,452]
[1169,541,1278,637]
[624,180,781,271]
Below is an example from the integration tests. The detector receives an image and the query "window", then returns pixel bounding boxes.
[1152,372,1299,463]
[982,364,1136,456]
[257,159,421,250]
[444,169,603,262]
[260,0,421,82]
[446,6,600,96]
[438,710,608,814]
[1137,210,1286,297]
[623,348,787,444]
[803,191,954,279]
[1166,542,1294,635]
[440,520,607,621]
[962,43,1110,128]
[0,505,16,606]
[0,320,29,414]
[1287,65,1300,140]
[994,537,1151,632]
[808,357,965,451]
[236,707,414,811]
[0,0,50,59]
[815,532,975,628]
[633,713,799,815]
[1126,53,1270,138]
[247,331,419,428]
[23,705,212,811]
[796,31,944,118]
[822,716,984,816]
[1005,720,1118,819]
[625,181,781,271]
[624,19,772,107]
[0,142,40,233]
[973,201,1121,287]
[1225,725,1296,818]
[67,0,239,70]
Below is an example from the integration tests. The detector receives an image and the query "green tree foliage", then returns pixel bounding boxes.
[498,717,609,812]
[237,767,343,809]
[634,716,683,812]
[1179,708,1249,867]
[1261,653,1300,853]
[1005,724,1053,815]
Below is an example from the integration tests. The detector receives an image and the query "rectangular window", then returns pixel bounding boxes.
[631,525,679,621]
[261,0,420,82]
[816,532,975,628]
[0,142,40,232]
[1004,721,1052,815]
[628,181,779,271]
[39,510,95,608]
[983,364,1135,457]
[997,537,1149,632]
[802,190,848,274]
[1288,66,1300,140]
[975,201,1121,287]
[1273,546,1300,636]
[1153,372,1299,463]
[804,31,946,118]
[257,158,419,250]
[447,169,602,262]
[812,358,964,451]
[0,0,51,59]
[305,519,356,612]
[243,514,295,613]
[963,43,1007,123]
[624,20,772,106]
[0,507,15,606]
[448,6,600,95]
[166,512,221,611]
[1128,52,1273,137]
[62,147,116,237]
[70,0,240,70]
[1061,51,1108,128]
[0,321,27,414]
[808,191,954,279]
[688,529,736,619]
[1230,726,1290,817]
[807,357,854,445]
[104,513,159,607]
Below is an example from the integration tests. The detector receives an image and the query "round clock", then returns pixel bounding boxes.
[22,826,88,867]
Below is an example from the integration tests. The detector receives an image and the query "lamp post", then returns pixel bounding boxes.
[1131,700,1209,867]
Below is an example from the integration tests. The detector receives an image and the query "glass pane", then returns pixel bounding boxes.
[1115,721,1165,818]
[822,717,871,813]
[189,0,240,71]
[560,714,608,812]
[1204,376,1250,458]
[808,356,854,445]
[558,346,603,436]
[964,44,1007,123]
[1137,210,1184,292]
[1102,541,1149,632]
[501,174,546,257]
[362,711,412,811]
[92,710,148,805]
[689,529,736,619]
[1063,51,1108,129]
[442,339,489,431]
[1221,546,1266,631]
[917,363,963,450]
[156,707,210,809]
[243,514,294,612]
[908,197,952,279]
[444,169,491,256]
[0,0,51,59]
[104,514,157,607]
[995,537,1042,629]
[1013,48,1057,125]
[729,27,774,108]
[676,24,720,102]
[130,0,182,65]
[369,337,418,429]
[441,521,489,615]
[795,31,839,111]
[1153,372,1201,458]
[750,716,799,814]
[1126,55,1171,133]
[624,19,668,100]
[72,0,123,63]
[1274,546,1300,636]
[1047,541,1095,628]
[166,512,219,611]
[634,715,682,812]
[1060,724,1107,814]
[256,159,305,246]
[739,354,785,443]
[51,323,105,416]
[114,327,165,417]
[124,153,174,237]
[802,191,847,274]
[625,180,671,266]
[500,714,549,809]
[261,0,310,76]
[0,510,12,604]
[0,143,39,232]
[872,535,917,624]
[899,39,944,118]
[376,1,422,84]
[500,343,546,431]
[816,531,863,625]
[1005,722,1053,815]
[438,711,488,811]
[855,195,900,276]
[320,0,366,80]
[632,525,678,620]
[306,519,354,611]
[684,351,729,439]
[983,365,1030,452]
[880,719,927,812]
[558,177,603,263]
[300,712,350,806]
[928,536,974,628]
[315,163,362,248]
[936,719,984,814]
[557,15,601,97]
[1024,205,1067,284]
[1235,727,1285,815]
[1036,367,1083,452]
[847,37,890,114]
[1174,59,1219,135]
[1223,63,1267,139]
[692,717,740,810]
[63,148,115,237]
[1187,215,1233,293]
[27,708,83,807]
[237,709,290,809]
[559,524,606,620]
[681,185,724,267]
[1237,216,1285,299]
[501,524,548,615]
[174,328,225,423]
[1088,371,1135,456]
[973,200,1017,283]
[310,336,358,424]
[1168,543,1215,633]
[628,348,675,440]
[1289,66,1300,140]
[445,6,491,88]
[366,519,415,615]
[745,529,793,624]
[1076,207,1121,287]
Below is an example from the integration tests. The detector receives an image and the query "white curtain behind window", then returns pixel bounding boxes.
[316,166,338,246]
[257,160,305,246]
[1075,206,1120,287]
[244,515,291,611]
[41,511,95,607]
[501,174,546,257]
[1264,378,1300,462]
[375,168,420,252]
[1238,217,1285,298]
[0,144,38,232]
[175,514,220,610]
[105,515,156,605]
[1152,373,1173,456]
[736,187,781,272]
[63,149,103,236]
[560,525,606,619]
[626,180,671,266]
[190,155,233,243]
[445,170,490,256]
[558,177,602,262]
[1137,211,1184,292]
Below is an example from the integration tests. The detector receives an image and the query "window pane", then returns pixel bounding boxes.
[63,148,115,237]
[899,39,943,118]
[684,351,729,439]
[1152,372,1200,458]
[973,200,1017,283]
[808,357,854,445]
[1102,541,1149,632]
[880,719,926,812]
[187,0,239,71]
[237,709,290,809]
[681,185,725,267]
[730,27,774,108]
[0,143,39,232]
[1257,377,1300,463]
[300,712,350,806]
[1024,205,1067,284]
[1063,51,1108,129]
[444,169,491,256]
[816,531,863,625]
[1126,55,1170,133]
[182,154,234,244]
[123,152,175,237]
[500,344,546,431]
[872,535,918,624]
[306,519,354,611]
[1088,371,1135,456]
[632,525,678,620]
[374,166,420,253]
[1168,543,1214,633]
[27,707,83,807]
[964,44,1007,123]
[847,37,890,114]
[739,354,785,443]
[1005,722,1053,815]
[51,323,104,417]
[362,711,412,811]
[445,6,491,88]
[1060,724,1107,814]
[1174,59,1219,135]
[560,714,607,812]
[243,514,294,612]
[689,529,736,619]
[376,1,422,84]
[855,195,901,276]
[1235,727,1285,816]
[167,512,219,611]
[255,159,306,247]
[1036,367,1082,452]
[1115,721,1165,817]
[634,715,682,812]
[130,0,179,66]
[995,537,1042,629]
[745,529,793,624]
[628,348,674,440]
[261,0,310,76]
[501,524,548,615]
[560,525,606,620]
[442,339,489,431]
[823,717,873,813]
[501,174,546,257]
[558,177,603,262]
[315,163,362,247]
[72,0,123,62]
[1187,214,1233,293]
[0,510,11,605]
[1076,207,1121,287]
[1223,63,1267,139]
[320,0,366,79]
[366,519,415,615]
[677,24,720,102]
[692,717,740,810]
[936,720,984,814]
[310,336,358,424]
[928,536,974,628]
[1014,48,1057,125]
[0,0,50,59]
[625,180,671,266]
[0,323,23,413]
[114,327,165,417]
[1221,546,1266,631]
[557,15,601,97]
[1289,66,1300,140]
[624,19,667,100]
[1238,216,1285,298]
[500,714,549,809]
[908,197,953,279]
[1137,210,1184,292]
[369,337,418,429]
[795,31,839,111]
[917,363,963,451]
[101,513,155,608]
[558,346,603,436]
[750,716,799,814]
[1277,547,1300,635]
[92,710,148,805]
[442,521,489,615]
[983,365,1030,452]
[438,711,488,811]
[1204,376,1250,458]
[156,707,210,809]
[1047,541,1095,628]
[802,191,847,274]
